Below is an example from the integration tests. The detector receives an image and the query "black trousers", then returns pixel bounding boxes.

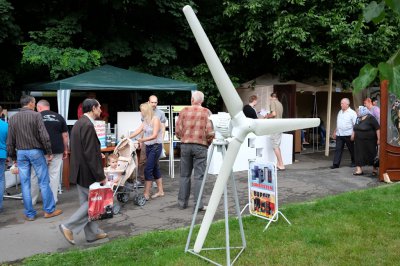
[332,135,355,167]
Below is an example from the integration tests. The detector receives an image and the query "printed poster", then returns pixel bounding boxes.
[248,161,277,219]
[94,120,106,149]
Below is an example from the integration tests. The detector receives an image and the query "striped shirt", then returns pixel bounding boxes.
[7,107,52,159]
[175,105,214,147]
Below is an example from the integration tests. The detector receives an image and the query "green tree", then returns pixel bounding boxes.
[223,0,399,84]
[352,1,400,96]
[0,0,21,90]
[0,0,19,43]
[21,15,101,80]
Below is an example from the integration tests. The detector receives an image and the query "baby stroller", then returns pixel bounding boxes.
[104,138,147,214]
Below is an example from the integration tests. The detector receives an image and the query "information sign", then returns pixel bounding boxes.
[248,160,277,219]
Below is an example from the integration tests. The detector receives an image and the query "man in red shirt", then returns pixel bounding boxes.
[77,92,109,122]
[175,91,214,211]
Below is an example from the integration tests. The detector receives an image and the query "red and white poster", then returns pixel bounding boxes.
[94,121,106,149]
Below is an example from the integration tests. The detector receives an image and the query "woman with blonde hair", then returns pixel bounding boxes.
[129,102,164,200]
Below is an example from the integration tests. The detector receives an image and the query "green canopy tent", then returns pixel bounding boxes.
[27,65,197,120]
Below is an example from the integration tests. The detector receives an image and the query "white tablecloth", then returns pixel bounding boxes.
[207,133,293,174]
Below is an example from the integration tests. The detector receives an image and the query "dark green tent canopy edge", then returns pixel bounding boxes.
[27,65,197,91]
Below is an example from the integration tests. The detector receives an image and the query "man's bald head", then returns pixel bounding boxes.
[149,95,158,110]
[36,99,50,112]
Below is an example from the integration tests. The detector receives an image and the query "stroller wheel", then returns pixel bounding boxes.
[134,195,147,206]
[113,204,121,215]
[117,192,129,203]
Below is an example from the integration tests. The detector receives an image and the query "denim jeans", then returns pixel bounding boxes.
[178,143,207,209]
[0,158,5,211]
[144,143,162,181]
[17,149,55,218]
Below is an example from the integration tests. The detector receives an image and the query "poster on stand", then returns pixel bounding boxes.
[94,121,106,149]
[248,160,277,220]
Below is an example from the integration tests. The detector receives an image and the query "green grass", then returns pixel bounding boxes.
[21,184,400,265]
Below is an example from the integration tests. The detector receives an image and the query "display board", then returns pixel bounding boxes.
[94,120,106,149]
[248,160,277,219]
[379,80,400,181]
[157,105,173,177]
[159,105,189,178]
[117,112,142,140]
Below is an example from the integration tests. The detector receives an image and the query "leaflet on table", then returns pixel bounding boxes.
[258,108,269,117]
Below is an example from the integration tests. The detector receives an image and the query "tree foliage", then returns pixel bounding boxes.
[352,0,400,97]
[0,0,21,89]
[1,0,400,109]
[22,43,101,80]
[223,0,399,84]
[0,0,20,43]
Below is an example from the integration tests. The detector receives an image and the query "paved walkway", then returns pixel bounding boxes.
[0,150,382,263]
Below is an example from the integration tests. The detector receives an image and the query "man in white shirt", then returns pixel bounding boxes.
[330,98,357,169]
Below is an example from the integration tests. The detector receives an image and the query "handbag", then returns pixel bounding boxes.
[88,182,114,221]
[10,164,19,174]
[373,145,380,168]
[159,148,167,159]
[373,156,379,168]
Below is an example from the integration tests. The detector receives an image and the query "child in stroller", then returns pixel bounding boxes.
[105,154,122,186]
[104,138,147,214]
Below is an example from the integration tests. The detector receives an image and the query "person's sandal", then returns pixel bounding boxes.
[151,192,165,199]
[353,172,364,176]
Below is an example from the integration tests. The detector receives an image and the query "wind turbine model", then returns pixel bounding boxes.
[182,5,320,253]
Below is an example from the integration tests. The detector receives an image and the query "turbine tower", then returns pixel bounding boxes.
[182,5,320,253]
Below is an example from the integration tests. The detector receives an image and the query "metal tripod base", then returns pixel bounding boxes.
[241,189,291,232]
[263,211,291,231]
[185,140,246,266]
[3,194,23,200]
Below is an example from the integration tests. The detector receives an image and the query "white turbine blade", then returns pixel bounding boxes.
[193,138,242,253]
[183,5,242,118]
[183,4,322,254]
[252,118,320,136]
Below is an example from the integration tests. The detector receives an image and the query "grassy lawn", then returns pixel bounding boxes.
[21,183,400,265]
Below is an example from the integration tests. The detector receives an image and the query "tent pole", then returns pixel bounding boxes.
[312,91,318,152]
[325,64,333,156]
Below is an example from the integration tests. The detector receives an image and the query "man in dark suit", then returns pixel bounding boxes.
[59,98,108,245]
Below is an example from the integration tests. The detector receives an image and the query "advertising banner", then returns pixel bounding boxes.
[248,160,277,219]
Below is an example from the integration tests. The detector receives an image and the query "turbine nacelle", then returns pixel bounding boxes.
[231,111,253,141]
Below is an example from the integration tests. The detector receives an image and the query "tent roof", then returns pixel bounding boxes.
[239,74,343,93]
[28,65,197,91]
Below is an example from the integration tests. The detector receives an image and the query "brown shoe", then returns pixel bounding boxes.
[44,209,63,218]
[87,233,108,243]
[24,215,36,221]
[59,224,75,245]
